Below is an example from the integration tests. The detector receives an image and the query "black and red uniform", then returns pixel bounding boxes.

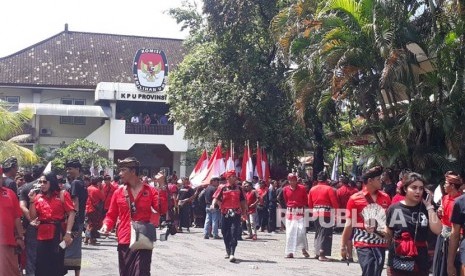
[213,183,245,257]
[308,181,339,257]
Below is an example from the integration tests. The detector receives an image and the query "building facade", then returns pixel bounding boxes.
[0,25,189,177]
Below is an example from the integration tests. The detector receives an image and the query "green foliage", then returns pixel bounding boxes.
[51,139,112,174]
[272,0,465,184]
[168,0,307,171]
[0,102,39,165]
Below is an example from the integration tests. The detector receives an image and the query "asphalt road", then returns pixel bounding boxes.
[79,227,391,276]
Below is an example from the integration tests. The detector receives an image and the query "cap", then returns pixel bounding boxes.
[65,159,82,168]
[223,170,236,179]
[2,156,18,169]
[117,157,140,168]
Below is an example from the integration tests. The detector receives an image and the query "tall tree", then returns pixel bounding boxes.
[168,0,307,175]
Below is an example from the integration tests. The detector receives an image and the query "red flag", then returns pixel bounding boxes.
[200,145,226,186]
[241,142,253,182]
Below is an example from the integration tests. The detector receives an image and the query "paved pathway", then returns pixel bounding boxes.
[81,228,389,275]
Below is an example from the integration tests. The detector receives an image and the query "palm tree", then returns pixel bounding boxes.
[0,101,39,164]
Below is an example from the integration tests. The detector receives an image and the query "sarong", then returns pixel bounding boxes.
[285,208,308,254]
[0,245,20,276]
[178,204,191,228]
[64,223,83,272]
[357,247,385,276]
[314,216,333,256]
[117,244,152,276]
[35,223,65,276]
[87,211,103,239]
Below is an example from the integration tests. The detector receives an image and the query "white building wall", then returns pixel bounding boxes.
[109,119,188,152]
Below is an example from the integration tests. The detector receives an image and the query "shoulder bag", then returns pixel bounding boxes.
[124,186,157,250]
[391,204,421,272]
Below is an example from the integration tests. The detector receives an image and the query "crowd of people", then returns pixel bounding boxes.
[3,155,465,276]
[126,113,169,125]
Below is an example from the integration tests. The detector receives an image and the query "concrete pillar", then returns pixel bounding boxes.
[108,149,115,177]
[179,152,187,178]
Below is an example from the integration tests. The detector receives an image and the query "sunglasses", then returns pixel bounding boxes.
[38,180,48,184]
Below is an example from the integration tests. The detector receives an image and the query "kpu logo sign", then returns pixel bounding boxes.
[133,49,168,92]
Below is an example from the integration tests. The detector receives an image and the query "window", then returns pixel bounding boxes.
[0,96,20,103]
[60,98,86,125]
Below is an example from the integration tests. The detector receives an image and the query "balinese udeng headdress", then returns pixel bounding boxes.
[445,171,462,187]
[117,157,140,168]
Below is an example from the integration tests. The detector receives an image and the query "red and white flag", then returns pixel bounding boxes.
[189,149,209,185]
[200,144,226,186]
[225,143,235,172]
[254,144,263,180]
[241,142,253,182]
[262,148,270,182]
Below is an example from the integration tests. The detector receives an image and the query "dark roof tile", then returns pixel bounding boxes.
[0,31,185,88]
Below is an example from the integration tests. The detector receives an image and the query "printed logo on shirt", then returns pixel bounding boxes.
[413,212,428,227]
[143,191,149,197]
[2,190,8,197]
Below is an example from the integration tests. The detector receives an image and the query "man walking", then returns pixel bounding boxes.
[100,157,167,275]
[341,166,391,276]
[211,170,247,262]
[203,177,221,239]
[0,167,25,276]
[64,159,88,276]
[308,171,339,261]
[282,173,309,258]
[18,164,45,276]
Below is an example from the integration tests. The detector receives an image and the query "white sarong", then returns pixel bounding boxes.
[285,210,308,254]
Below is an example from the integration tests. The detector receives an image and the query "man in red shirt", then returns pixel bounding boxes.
[211,170,247,262]
[335,175,358,261]
[256,180,269,232]
[308,171,339,261]
[243,181,259,240]
[101,175,116,216]
[0,167,25,276]
[100,157,167,276]
[85,177,105,245]
[282,173,309,258]
[341,166,391,276]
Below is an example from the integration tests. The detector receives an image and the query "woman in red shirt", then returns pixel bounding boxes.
[29,171,76,276]
[100,157,167,276]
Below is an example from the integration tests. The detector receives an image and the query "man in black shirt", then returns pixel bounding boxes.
[448,194,465,276]
[18,164,44,276]
[64,159,88,276]
[2,156,18,195]
[203,176,221,239]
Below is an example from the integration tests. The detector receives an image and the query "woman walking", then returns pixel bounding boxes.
[385,172,442,276]
[29,171,76,276]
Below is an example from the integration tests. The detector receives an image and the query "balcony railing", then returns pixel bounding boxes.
[125,123,174,135]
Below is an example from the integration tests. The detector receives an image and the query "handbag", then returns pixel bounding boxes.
[392,204,421,272]
[124,187,157,250]
[392,256,415,272]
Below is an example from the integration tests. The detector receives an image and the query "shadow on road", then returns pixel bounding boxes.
[235,259,277,264]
